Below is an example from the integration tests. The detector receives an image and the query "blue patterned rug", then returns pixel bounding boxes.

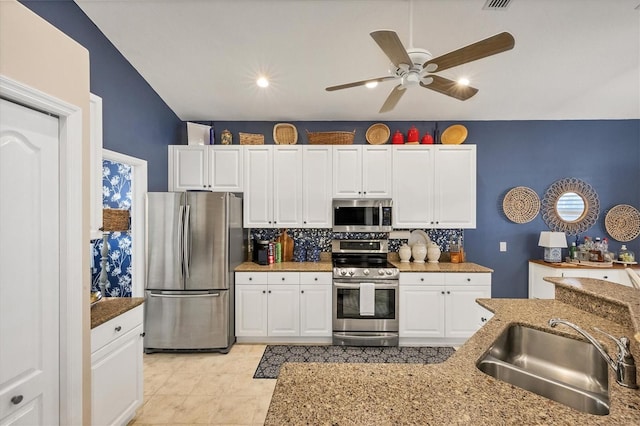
[253,345,455,379]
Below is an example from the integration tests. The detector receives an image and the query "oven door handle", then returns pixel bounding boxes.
[333,282,398,290]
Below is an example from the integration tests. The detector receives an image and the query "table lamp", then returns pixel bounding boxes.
[538,231,567,263]
[99,208,130,296]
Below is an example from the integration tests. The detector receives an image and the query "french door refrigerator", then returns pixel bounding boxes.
[144,192,244,353]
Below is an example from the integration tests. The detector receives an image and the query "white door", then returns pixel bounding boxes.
[243,146,273,227]
[267,285,300,336]
[399,286,445,338]
[0,99,60,424]
[302,146,332,228]
[170,146,208,191]
[332,146,362,198]
[209,146,243,191]
[299,285,332,336]
[235,285,268,337]
[362,146,392,198]
[445,286,490,339]
[393,146,434,228]
[273,146,302,228]
[433,146,476,228]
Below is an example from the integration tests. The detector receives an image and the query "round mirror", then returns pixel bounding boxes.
[541,178,599,235]
[555,192,586,222]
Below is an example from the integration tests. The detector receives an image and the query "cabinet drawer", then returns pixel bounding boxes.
[400,273,446,285]
[91,304,144,353]
[299,272,332,285]
[236,272,267,285]
[445,273,491,286]
[268,272,300,284]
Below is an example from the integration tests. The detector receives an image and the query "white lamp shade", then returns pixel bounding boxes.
[538,231,568,248]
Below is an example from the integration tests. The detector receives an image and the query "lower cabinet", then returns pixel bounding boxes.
[528,260,635,299]
[399,273,491,345]
[91,304,144,426]
[235,272,332,342]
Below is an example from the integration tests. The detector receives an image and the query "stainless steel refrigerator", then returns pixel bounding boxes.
[144,192,244,353]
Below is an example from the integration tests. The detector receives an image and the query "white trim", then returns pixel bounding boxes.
[0,74,84,425]
[103,149,148,297]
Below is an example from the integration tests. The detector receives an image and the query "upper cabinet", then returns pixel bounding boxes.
[333,145,392,198]
[168,145,243,192]
[244,145,332,228]
[393,145,476,229]
[90,94,103,240]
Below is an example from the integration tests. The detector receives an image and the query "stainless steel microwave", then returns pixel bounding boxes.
[332,199,392,232]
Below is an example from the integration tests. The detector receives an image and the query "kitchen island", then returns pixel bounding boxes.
[265,278,640,425]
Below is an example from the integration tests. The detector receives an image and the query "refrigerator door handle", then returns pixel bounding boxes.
[178,205,185,277]
[148,292,221,298]
[183,204,191,278]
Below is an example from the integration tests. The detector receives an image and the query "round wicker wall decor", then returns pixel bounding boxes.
[605,204,640,242]
[502,186,540,223]
[541,178,599,235]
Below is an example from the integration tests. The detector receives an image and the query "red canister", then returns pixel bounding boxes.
[421,133,434,144]
[407,126,419,142]
[392,130,404,144]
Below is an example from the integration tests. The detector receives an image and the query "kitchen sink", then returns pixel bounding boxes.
[476,324,610,415]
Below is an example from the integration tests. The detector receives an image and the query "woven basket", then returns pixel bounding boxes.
[365,123,390,145]
[239,132,264,145]
[273,123,298,145]
[306,130,355,145]
[502,186,540,224]
[102,208,130,232]
[605,204,640,242]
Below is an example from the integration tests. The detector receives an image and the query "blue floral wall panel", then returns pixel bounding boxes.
[91,159,133,297]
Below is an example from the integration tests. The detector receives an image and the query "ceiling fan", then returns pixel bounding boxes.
[325,30,515,113]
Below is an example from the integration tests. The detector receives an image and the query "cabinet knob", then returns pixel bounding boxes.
[441,291,445,295]
[249,277,252,281]
[115,326,122,332]
[363,192,367,195]
[481,317,487,322]
[420,277,424,282]
[358,191,361,194]
[301,290,305,294]
[304,221,307,224]
[603,276,608,279]
[202,185,206,188]
[11,395,23,405]
[208,185,211,188]
[446,291,451,294]
[262,290,266,294]
[140,332,146,338]
[281,277,285,281]
[467,278,471,282]
[314,277,318,281]
[268,290,271,294]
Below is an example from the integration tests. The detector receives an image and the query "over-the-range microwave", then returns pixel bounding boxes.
[332,199,392,232]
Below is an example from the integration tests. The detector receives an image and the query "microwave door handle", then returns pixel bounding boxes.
[183,205,191,278]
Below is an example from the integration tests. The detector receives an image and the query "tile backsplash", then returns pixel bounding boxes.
[249,228,463,254]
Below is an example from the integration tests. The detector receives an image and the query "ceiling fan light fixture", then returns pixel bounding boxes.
[256,76,269,88]
[458,77,470,86]
[365,81,378,89]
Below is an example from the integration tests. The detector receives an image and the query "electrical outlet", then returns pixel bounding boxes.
[500,242,507,252]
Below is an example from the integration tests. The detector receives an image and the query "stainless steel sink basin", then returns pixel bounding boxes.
[476,325,610,415]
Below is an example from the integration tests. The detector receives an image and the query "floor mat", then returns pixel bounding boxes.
[253,345,455,379]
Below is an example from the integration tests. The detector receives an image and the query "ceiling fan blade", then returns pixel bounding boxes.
[370,30,413,68]
[325,76,397,92]
[423,32,515,73]
[420,75,478,101]
[379,84,407,113]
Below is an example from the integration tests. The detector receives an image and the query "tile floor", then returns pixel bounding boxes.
[129,344,276,425]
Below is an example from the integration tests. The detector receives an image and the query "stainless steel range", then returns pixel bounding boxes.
[332,239,399,346]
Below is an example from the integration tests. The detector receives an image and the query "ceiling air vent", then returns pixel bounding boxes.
[483,0,513,10]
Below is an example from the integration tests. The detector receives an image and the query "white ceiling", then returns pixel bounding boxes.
[76,0,640,122]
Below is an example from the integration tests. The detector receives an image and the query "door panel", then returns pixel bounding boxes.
[0,99,59,423]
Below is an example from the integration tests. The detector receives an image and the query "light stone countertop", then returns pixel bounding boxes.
[390,260,493,273]
[235,260,493,273]
[265,278,640,425]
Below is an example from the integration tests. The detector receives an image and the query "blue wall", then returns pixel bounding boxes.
[21,0,182,191]
[24,2,640,298]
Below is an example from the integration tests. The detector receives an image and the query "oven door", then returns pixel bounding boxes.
[332,280,398,332]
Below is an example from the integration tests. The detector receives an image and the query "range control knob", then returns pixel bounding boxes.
[348,270,355,276]
[378,269,385,276]
[385,270,393,275]
[363,269,370,276]
[340,269,347,276]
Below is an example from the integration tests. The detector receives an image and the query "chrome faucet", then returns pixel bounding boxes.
[548,318,638,389]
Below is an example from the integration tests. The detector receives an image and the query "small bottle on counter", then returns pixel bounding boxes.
[275,242,282,263]
[268,241,275,264]
[569,242,578,260]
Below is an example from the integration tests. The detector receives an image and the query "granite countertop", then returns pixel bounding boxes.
[390,261,493,273]
[265,279,640,425]
[530,258,640,271]
[235,260,493,273]
[91,297,145,329]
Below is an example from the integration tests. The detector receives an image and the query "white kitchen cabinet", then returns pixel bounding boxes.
[272,146,303,228]
[392,145,476,229]
[333,145,392,198]
[91,304,144,426]
[168,145,243,192]
[301,146,333,228]
[528,261,635,299]
[90,93,103,240]
[399,272,491,345]
[243,146,274,227]
[235,272,332,341]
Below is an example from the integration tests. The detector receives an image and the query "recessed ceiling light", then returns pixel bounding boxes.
[256,76,269,88]
[458,77,470,86]
[365,81,378,89]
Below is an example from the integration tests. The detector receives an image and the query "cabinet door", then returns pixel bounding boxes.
[91,325,143,426]
[302,146,333,228]
[170,146,208,191]
[235,285,268,336]
[362,146,392,197]
[588,269,628,285]
[333,146,362,198]
[89,93,103,239]
[300,284,332,336]
[392,146,434,228]
[433,145,476,228]
[267,285,300,336]
[209,146,243,191]
[243,146,273,227]
[528,262,560,299]
[273,146,303,227]
[445,285,490,339]
[399,286,445,338]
